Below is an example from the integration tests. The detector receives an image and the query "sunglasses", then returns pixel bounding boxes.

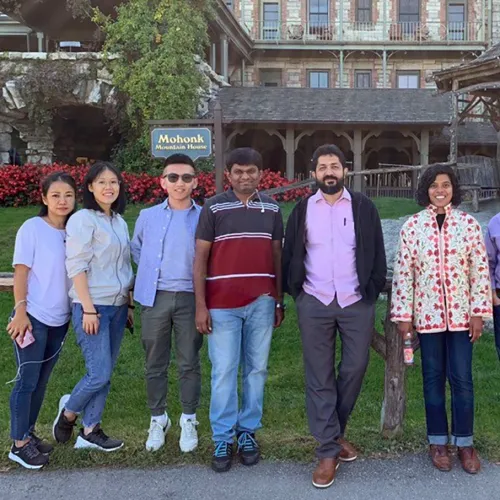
[163,173,196,183]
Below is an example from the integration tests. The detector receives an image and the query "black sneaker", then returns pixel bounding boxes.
[52,394,76,444]
[74,425,124,452]
[237,431,260,466]
[8,440,49,470]
[212,441,233,472]
[29,432,54,455]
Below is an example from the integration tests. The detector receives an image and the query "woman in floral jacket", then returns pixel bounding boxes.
[391,164,491,475]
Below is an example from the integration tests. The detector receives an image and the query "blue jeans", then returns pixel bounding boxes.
[10,314,69,440]
[418,330,474,447]
[493,305,500,360]
[208,295,275,443]
[65,303,127,428]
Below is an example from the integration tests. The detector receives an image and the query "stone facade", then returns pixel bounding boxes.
[227,0,487,91]
[233,53,475,89]
[0,53,227,164]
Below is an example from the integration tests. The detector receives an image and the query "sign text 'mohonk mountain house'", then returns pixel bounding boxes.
[151,128,212,161]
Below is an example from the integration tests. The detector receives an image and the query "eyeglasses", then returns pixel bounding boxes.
[163,173,196,183]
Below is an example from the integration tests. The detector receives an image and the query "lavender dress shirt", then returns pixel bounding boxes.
[303,188,362,308]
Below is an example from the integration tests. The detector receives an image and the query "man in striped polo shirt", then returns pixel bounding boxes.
[194,147,284,473]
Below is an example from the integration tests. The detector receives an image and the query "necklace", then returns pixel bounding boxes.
[43,216,66,243]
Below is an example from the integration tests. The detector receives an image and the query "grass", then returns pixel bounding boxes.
[1,198,498,471]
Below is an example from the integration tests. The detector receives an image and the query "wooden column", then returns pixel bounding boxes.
[496,131,500,185]
[214,102,224,194]
[353,129,363,192]
[417,129,429,189]
[285,127,295,180]
[449,80,459,163]
[420,129,429,165]
[210,43,217,72]
[220,35,229,82]
[381,288,406,437]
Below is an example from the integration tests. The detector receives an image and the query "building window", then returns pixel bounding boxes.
[448,3,466,41]
[262,2,279,40]
[309,0,329,28]
[397,71,420,88]
[355,71,372,88]
[308,71,329,88]
[398,0,419,26]
[260,69,282,87]
[225,0,233,9]
[356,0,372,23]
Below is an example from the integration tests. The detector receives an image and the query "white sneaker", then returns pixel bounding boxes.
[179,417,199,453]
[145,416,171,452]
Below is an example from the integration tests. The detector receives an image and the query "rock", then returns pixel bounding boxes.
[85,80,102,104]
[3,80,25,110]
[0,132,12,151]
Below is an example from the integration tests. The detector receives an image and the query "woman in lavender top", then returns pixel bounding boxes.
[7,172,76,470]
[485,213,500,360]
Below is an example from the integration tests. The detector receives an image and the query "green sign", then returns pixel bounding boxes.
[151,127,212,160]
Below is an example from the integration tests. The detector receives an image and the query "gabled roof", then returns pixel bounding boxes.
[214,87,452,125]
[431,121,498,146]
[431,44,500,92]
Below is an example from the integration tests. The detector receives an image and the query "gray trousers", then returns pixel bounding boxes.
[141,291,203,416]
[296,292,375,458]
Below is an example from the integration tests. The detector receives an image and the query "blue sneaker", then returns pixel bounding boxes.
[237,431,260,466]
[212,441,233,472]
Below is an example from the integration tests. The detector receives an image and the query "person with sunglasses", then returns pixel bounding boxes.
[131,154,202,453]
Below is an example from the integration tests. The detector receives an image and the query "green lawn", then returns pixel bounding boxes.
[1,198,498,471]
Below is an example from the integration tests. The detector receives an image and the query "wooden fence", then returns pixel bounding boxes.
[268,161,500,209]
[0,272,416,437]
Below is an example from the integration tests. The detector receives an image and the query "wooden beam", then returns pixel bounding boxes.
[449,80,459,163]
[454,80,500,95]
[285,127,295,181]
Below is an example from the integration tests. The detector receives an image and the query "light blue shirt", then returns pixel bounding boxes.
[131,199,201,307]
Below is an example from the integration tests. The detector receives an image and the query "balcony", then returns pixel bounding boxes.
[248,21,485,46]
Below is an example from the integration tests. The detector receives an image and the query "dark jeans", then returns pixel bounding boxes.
[493,305,500,360]
[10,314,69,440]
[418,330,474,447]
[141,291,203,416]
[296,292,375,459]
[65,303,127,428]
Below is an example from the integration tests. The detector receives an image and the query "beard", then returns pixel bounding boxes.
[316,175,344,195]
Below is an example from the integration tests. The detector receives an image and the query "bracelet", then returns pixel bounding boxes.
[14,300,27,310]
[128,305,135,310]
[83,311,99,315]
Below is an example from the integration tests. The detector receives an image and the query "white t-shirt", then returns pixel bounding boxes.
[13,217,71,327]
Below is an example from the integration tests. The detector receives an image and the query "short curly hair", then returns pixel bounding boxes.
[415,163,462,207]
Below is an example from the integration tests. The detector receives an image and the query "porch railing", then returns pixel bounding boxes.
[248,21,485,44]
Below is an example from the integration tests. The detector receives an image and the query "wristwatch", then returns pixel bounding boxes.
[275,301,286,311]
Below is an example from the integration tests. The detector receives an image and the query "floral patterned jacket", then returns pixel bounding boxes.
[391,205,492,333]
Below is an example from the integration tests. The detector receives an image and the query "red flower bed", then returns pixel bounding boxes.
[0,164,310,207]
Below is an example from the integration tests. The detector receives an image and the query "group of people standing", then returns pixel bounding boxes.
[5,144,500,488]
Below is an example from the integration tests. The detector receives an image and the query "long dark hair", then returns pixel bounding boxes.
[38,172,77,225]
[82,161,127,215]
[416,163,462,207]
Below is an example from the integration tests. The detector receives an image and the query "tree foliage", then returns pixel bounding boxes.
[95,0,212,128]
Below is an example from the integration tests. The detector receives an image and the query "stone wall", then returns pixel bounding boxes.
[0,52,227,164]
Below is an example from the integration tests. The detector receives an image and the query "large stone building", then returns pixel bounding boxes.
[0,0,498,186]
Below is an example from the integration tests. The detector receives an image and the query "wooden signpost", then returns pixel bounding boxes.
[148,101,225,193]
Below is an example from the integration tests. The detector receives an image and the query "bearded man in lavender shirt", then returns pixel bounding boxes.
[282,144,386,489]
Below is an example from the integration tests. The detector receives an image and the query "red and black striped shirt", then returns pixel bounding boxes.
[196,189,284,309]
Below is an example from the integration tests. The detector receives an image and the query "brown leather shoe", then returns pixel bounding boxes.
[429,445,451,472]
[312,458,340,489]
[338,438,358,462]
[458,447,481,474]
